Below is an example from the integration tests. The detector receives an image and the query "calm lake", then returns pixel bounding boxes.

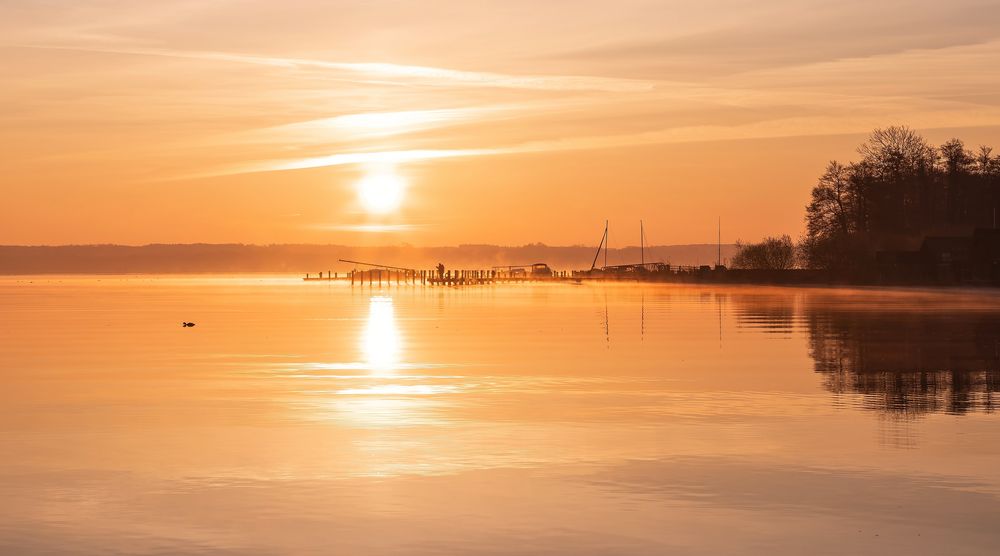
[2,276,999,555]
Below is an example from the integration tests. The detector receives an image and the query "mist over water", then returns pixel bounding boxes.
[1,277,998,555]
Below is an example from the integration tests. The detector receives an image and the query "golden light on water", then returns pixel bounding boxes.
[356,167,406,214]
[363,296,401,373]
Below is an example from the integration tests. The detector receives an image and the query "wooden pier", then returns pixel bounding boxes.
[307,268,573,286]
[301,257,754,287]
[303,271,345,281]
[301,256,744,287]
[304,260,573,286]
[302,220,737,287]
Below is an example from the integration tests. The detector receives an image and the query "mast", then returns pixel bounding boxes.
[640,220,645,266]
[717,217,721,267]
[590,220,608,271]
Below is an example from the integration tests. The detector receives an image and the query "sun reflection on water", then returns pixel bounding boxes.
[303,295,461,440]
[363,296,401,374]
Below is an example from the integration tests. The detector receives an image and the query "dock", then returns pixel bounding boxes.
[302,258,740,287]
[318,268,572,286]
[303,271,346,281]
[303,260,577,286]
[300,223,739,286]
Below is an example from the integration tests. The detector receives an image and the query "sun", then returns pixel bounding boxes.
[356,168,406,214]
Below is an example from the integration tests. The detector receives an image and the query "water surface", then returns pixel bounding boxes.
[2,277,999,555]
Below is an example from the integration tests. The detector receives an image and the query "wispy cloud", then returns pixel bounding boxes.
[168,148,497,181]
[13,32,1000,187]
[184,103,1000,180]
[15,43,656,92]
[233,106,511,144]
[264,148,497,172]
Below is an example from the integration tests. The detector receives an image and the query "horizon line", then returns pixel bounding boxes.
[0,242,739,249]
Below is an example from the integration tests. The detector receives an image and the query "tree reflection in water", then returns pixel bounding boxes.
[807,308,1000,417]
[730,290,1000,419]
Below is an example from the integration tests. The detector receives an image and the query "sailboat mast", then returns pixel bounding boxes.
[717,217,721,267]
[640,220,645,266]
[590,220,608,271]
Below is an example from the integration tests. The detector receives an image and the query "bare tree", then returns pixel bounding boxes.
[940,139,975,175]
[976,145,998,176]
[732,235,797,270]
[858,126,937,180]
[806,161,854,239]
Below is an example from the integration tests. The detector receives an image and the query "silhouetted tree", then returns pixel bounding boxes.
[801,126,1000,272]
[940,139,975,174]
[802,160,870,271]
[858,126,937,180]
[806,161,854,238]
[732,235,796,270]
[976,146,997,176]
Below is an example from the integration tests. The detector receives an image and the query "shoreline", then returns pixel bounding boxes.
[4,272,1000,295]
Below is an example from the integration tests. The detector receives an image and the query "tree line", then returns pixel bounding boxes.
[732,126,1000,273]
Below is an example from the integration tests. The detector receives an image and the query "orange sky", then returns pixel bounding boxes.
[3,1,1000,246]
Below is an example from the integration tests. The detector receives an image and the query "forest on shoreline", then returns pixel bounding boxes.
[733,126,1000,283]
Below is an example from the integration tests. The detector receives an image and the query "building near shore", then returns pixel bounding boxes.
[877,229,1000,286]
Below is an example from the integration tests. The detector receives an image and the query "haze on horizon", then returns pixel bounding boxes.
[3,0,1000,247]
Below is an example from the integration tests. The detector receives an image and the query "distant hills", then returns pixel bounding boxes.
[0,243,738,275]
